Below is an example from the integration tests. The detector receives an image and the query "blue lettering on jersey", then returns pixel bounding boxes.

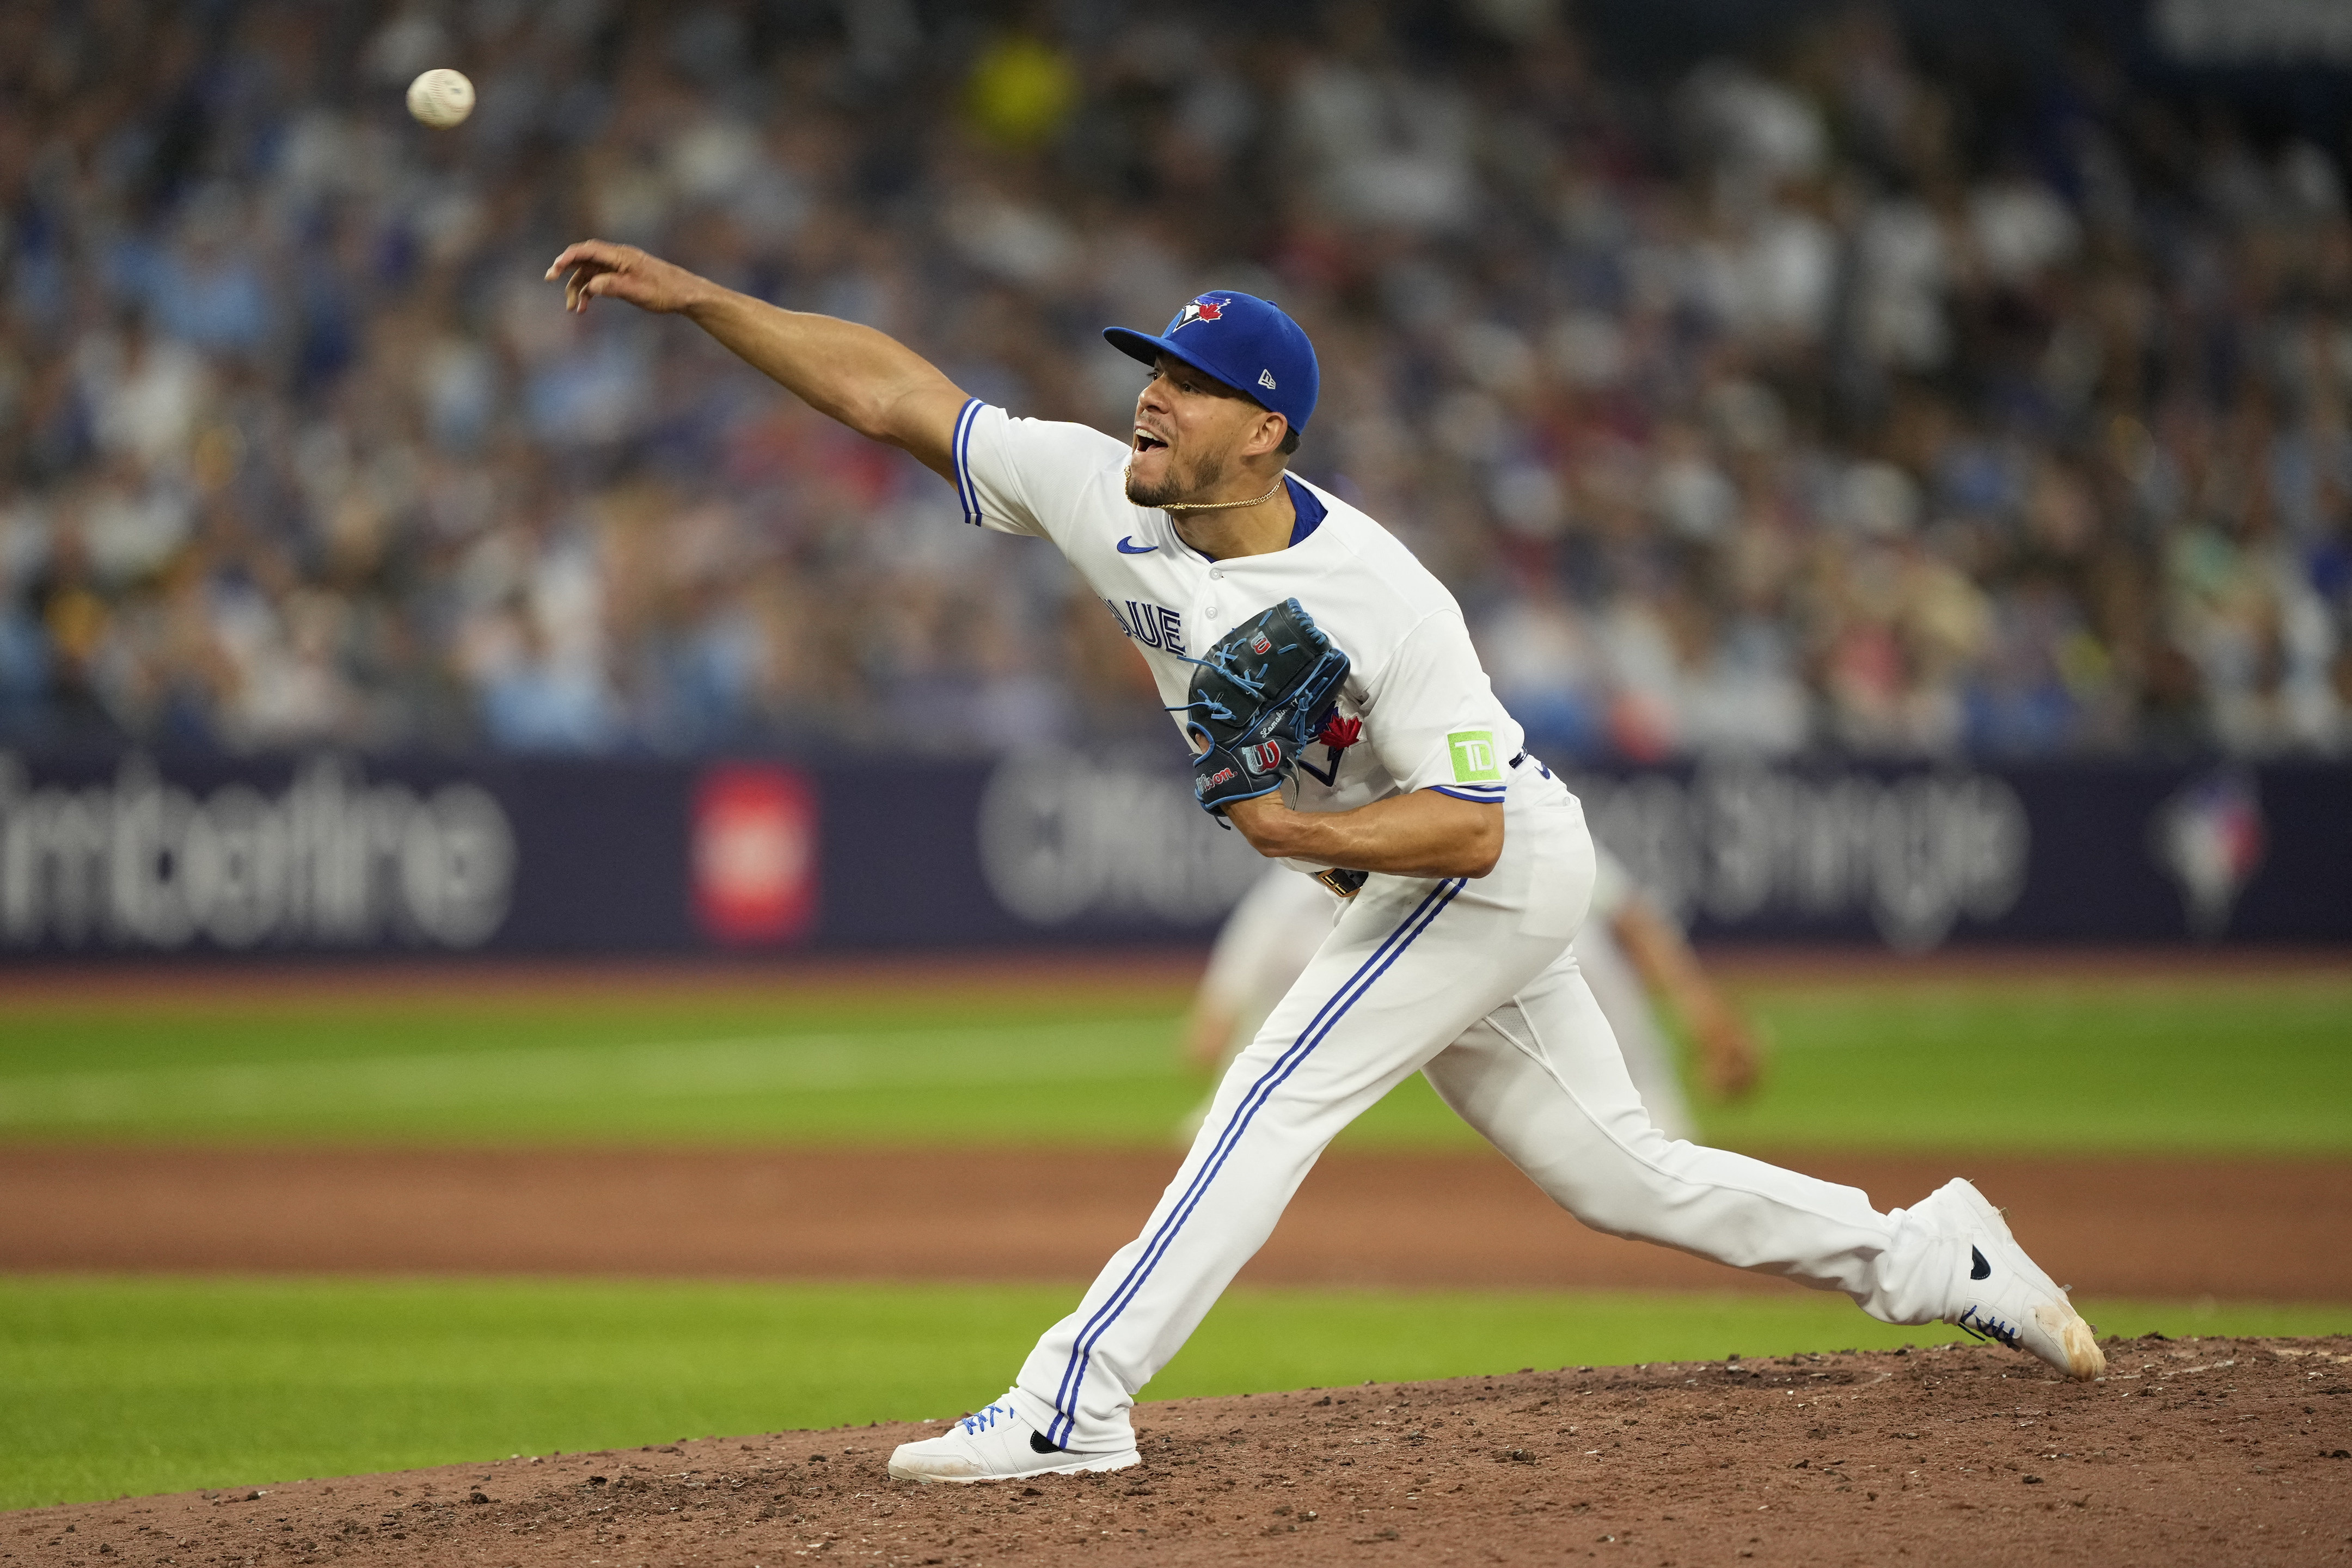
[1104,599,1184,655]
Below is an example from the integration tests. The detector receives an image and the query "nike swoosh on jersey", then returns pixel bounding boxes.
[1116,537,1158,554]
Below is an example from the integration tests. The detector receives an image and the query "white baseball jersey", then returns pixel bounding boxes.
[943,395,1971,1459]
[951,400,1526,818]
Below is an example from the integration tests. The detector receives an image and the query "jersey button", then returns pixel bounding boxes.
[1209,568,1224,579]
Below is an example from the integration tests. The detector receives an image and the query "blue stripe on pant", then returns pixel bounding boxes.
[1042,875,1467,1448]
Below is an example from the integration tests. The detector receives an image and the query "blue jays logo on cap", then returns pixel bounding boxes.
[1171,297,1228,330]
[1102,291,1321,436]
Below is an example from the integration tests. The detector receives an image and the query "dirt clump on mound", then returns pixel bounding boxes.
[14,1336,2349,1567]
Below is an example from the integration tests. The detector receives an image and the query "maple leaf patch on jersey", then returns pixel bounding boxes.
[1315,713,1362,750]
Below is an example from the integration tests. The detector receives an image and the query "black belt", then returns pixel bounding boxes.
[1313,867,1369,898]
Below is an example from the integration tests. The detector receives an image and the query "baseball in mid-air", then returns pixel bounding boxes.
[406,68,474,128]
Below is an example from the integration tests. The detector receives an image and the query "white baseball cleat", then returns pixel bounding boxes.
[1913,1178,2105,1381]
[886,1396,1140,1485]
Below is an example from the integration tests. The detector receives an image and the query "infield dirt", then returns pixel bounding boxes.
[5,1146,2348,1301]
[13,1336,2348,1567]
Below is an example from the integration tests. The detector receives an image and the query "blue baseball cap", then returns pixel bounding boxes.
[1104,292,1319,435]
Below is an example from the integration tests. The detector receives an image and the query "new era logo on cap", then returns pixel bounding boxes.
[1259,370,1277,389]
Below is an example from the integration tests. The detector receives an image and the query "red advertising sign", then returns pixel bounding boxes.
[690,764,818,945]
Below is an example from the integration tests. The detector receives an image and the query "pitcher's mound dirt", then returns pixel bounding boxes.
[18,1336,2350,1567]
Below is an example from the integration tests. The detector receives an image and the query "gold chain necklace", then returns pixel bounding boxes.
[1128,466,1287,513]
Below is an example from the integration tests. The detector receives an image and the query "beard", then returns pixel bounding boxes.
[1124,445,1227,510]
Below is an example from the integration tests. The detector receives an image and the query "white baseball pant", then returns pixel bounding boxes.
[1010,774,1964,1453]
[1564,905,1696,1142]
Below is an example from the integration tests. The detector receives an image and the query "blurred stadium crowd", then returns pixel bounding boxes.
[2,0,2349,761]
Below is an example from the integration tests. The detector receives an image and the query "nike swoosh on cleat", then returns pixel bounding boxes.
[1971,1246,1992,1281]
[1116,537,1157,554]
[1030,1431,1063,1454]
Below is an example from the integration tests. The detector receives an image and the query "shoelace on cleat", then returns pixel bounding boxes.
[957,1402,1016,1436]
[1955,1305,2020,1349]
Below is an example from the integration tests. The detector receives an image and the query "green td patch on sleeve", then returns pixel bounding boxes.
[1447,730,1503,783]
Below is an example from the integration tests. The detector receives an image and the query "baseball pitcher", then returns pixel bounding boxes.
[545,243,2104,1485]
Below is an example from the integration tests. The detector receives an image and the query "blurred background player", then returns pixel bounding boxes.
[1179,852,1761,1142]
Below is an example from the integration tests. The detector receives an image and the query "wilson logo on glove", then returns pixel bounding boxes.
[1244,741,1284,774]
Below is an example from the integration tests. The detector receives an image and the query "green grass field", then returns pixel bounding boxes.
[3,970,2348,1153]
[5,1275,2347,1512]
[4,965,2348,1510]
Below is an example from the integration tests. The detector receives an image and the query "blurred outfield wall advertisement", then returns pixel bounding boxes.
[0,750,2342,958]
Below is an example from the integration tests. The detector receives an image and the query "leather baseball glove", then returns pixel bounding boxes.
[1178,598,1351,819]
